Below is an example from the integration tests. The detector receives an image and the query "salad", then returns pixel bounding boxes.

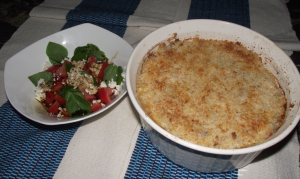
[28,42,125,119]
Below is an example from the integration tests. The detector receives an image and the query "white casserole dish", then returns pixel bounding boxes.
[126,19,300,173]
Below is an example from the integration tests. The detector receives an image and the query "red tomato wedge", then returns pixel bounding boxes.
[82,56,97,75]
[82,63,92,74]
[54,94,66,106]
[98,88,114,104]
[84,93,97,104]
[48,101,59,114]
[61,111,71,118]
[55,63,68,78]
[51,78,66,93]
[45,92,55,105]
[51,82,64,93]
[78,86,97,104]
[91,103,102,112]
[45,65,62,73]
[88,55,97,64]
[98,62,109,82]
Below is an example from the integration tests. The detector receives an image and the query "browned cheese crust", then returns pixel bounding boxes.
[137,37,286,149]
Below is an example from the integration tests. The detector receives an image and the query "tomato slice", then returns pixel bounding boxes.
[78,85,97,104]
[51,80,65,93]
[82,56,97,75]
[82,62,92,74]
[88,55,97,64]
[45,92,55,105]
[55,63,68,78]
[61,111,71,118]
[98,88,114,104]
[91,103,102,112]
[48,101,59,114]
[54,94,66,106]
[98,62,109,82]
[45,65,62,73]
[85,93,97,104]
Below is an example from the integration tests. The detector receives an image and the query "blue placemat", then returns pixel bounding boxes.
[124,129,238,179]
[0,101,81,178]
[63,0,141,37]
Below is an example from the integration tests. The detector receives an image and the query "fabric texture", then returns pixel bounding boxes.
[249,0,300,52]
[125,129,238,179]
[63,0,141,37]
[0,102,81,178]
[188,0,250,28]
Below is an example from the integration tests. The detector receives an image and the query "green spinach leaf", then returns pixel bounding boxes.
[71,46,88,61]
[91,50,108,62]
[46,42,68,65]
[28,71,53,86]
[60,86,83,98]
[60,86,91,116]
[71,43,108,62]
[65,63,74,72]
[116,66,123,85]
[103,64,123,85]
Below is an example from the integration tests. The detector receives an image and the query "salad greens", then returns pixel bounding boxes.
[46,42,68,65]
[28,41,124,118]
[103,64,123,86]
[46,42,108,64]
[60,86,91,116]
[71,43,108,62]
[65,63,74,72]
[28,71,53,87]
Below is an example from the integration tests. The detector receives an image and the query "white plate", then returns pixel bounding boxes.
[4,23,133,125]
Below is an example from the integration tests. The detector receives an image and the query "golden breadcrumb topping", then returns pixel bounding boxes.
[137,37,286,149]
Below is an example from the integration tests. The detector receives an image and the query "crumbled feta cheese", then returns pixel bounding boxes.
[108,80,117,88]
[35,88,45,101]
[121,72,126,78]
[115,84,122,92]
[92,99,101,104]
[43,62,52,71]
[35,79,48,101]
[100,81,107,88]
[113,89,119,95]
[37,78,45,85]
